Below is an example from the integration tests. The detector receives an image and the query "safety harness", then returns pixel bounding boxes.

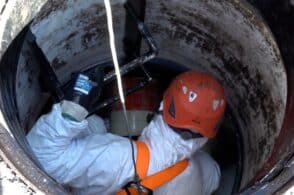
[116,141,189,195]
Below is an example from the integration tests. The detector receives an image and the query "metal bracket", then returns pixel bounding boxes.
[87,3,158,114]
[83,2,158,84]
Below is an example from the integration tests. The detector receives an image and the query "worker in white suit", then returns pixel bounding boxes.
[27,70,226,195]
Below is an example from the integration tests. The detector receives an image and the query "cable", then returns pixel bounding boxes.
[103,0,140,188]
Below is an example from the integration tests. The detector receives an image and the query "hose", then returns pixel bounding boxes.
[103,0,141,192]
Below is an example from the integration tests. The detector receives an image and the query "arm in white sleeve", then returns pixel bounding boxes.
[27,104,136,194]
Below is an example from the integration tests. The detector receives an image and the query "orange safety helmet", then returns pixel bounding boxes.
[163,71,226,138]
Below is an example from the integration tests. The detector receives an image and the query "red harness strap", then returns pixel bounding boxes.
[116,141,189,195]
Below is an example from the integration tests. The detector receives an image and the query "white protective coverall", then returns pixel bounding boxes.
[27,103,220,195]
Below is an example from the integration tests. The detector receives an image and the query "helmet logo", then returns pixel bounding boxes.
[182,85,188,94]
[168,97,176,118]
[189,91,197,102]
[220,99,225,107]
[212,100,220,111]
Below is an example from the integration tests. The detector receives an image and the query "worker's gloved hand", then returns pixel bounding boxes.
[61,68,104,122]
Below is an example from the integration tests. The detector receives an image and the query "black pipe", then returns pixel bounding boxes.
[27,29,64,101]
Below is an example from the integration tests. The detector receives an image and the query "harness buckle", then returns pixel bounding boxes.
[124,181,153,195]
